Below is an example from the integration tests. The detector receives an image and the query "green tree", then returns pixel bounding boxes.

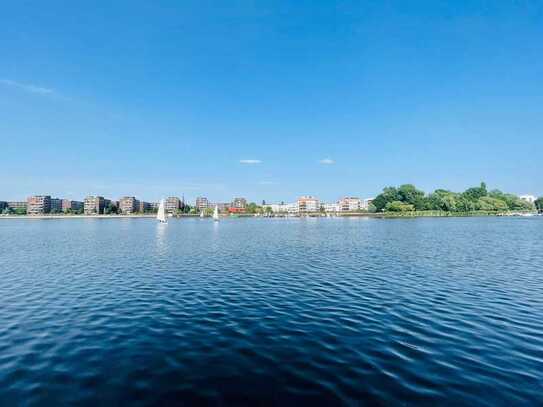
[535,197,543,213]
[427,189,458,211]
[477,196,508,211]
[104,203,118,215]
[463,182,487,201]
[246,202,261,214]
[385,201,415,212]
[14,208,27,215]
[372,187,401,211]
[398,184,426,209]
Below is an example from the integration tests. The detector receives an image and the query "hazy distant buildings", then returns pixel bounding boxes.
[322,203,340,213]
[231,197,247,209]
[50,198,63,213]
[118,197,139,214]
[0,201,6,211]
[298,196,320,213]
[27,195,51,215]
[195,197,209,211]
[62,200,83,212]
[269,203,298,213]
[164,197,182,213]
[139,201,151,213]
[213,202,230,213]
[7,201,27,210]
[84,196,108,215]
[338,197,361,212]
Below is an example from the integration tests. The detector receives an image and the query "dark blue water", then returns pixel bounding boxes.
[0,217,542,405]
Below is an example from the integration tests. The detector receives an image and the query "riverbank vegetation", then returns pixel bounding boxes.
[373,183,537,213]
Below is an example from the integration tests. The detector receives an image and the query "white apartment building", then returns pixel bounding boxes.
[269,203,298,213]
[321,203,340,213]
[298,196,320,212]
[338,197,361,212]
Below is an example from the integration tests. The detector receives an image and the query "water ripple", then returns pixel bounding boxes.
[0,217,542,405]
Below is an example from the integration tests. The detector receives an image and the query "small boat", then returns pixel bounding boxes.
[200,211,205,218]
[213,205,220,221]
[157,199,167,223]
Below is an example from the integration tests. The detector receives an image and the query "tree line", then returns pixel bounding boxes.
[372,182,541,213]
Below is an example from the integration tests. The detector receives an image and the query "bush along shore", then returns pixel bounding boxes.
[372,182,541,215]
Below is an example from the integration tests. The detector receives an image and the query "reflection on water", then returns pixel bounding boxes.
[155,221,167,253]
[0,217,542,405]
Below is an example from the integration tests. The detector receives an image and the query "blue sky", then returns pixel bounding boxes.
[1,1,541,203]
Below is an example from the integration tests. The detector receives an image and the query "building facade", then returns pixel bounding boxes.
[298,196,320,213]
[27,195,51,215]
[50,198,63,213]
[139,201,151,213]
[118,197,139,214]
[7,201,27,210]
[270,203,298,213]
[338,197,361,212]
[231,197,247,209]
[211,202,230,213]
[164,197,181,213]
[195,197,209,211]
[84,196,107,215]
[322,203,340,213]
[61,200,84,212]
[0,201,6,211]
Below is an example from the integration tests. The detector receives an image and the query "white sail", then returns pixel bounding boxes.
[157,199,167,223]
[200,211,205,218]
[213,205,219,221]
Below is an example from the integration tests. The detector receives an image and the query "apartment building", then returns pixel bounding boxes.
[50,198,63,213]
[231,197,247,209]
[27,195,51,215]
[338,197,361,212]
[210,202,230,213]
[7,201,27,210]
[84,196,108,215]
[0,201,6,211]
[270,203,299,213]
[118,197,139,214]
[195,197,209,211]
[61,200,84,212]
[165,197,182,213]
[322,203,340,213]
[139,201,151,213]
[298,196,320,213]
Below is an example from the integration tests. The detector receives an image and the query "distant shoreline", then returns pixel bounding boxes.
[0,211,539,220]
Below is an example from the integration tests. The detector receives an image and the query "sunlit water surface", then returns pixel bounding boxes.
[0,217,542,405]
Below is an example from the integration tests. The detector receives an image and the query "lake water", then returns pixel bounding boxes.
[0,217,542,405]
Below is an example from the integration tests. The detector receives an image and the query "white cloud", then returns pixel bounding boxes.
[0,79,56,95]
[319,158,335,165]
[240,159,262,164]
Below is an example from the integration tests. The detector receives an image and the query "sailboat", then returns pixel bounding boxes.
[213,205,220,221]
[157,199,167,223]
[200,210,205,218]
